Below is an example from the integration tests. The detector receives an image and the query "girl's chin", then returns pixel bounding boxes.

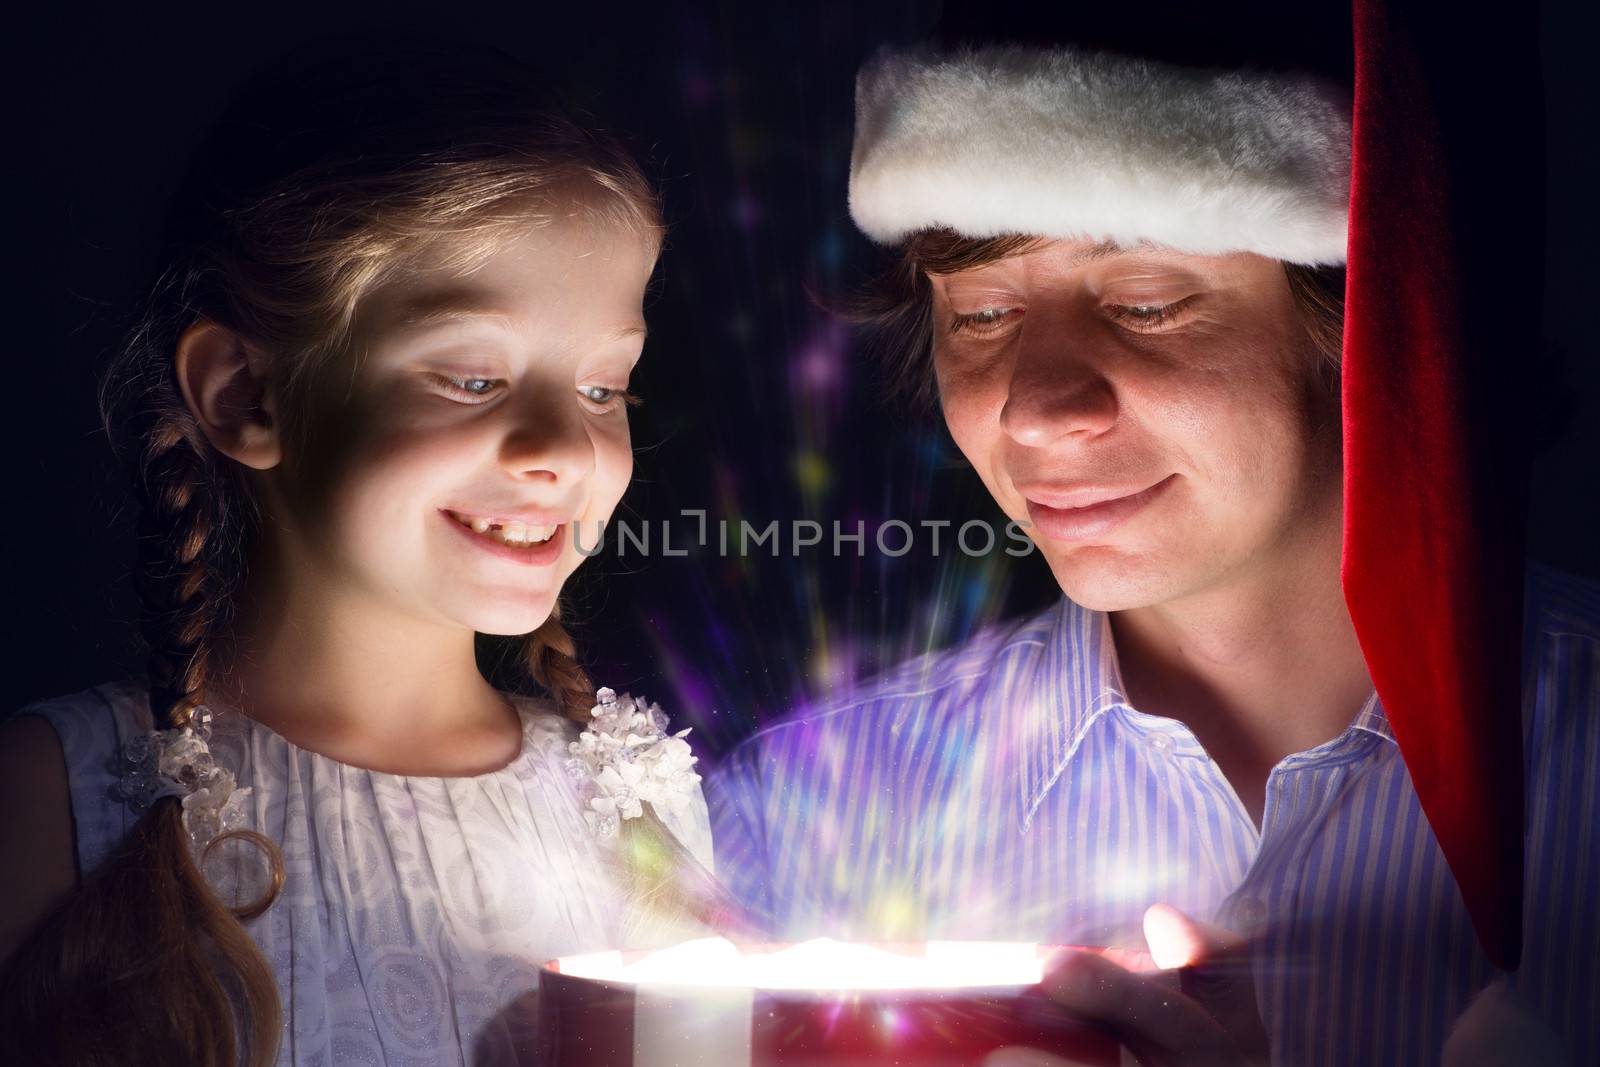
[459,597,560,638]
[474,620,554,639]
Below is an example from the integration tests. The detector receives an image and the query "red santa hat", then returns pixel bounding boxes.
[847,0,1539,971]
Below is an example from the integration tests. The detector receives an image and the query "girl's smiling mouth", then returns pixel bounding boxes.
[441,508,566,564]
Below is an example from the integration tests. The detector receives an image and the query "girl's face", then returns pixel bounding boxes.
[260,204,653,637]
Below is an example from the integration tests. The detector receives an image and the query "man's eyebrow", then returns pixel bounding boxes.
[1066,239,1129,267]
[936,238,1129,279]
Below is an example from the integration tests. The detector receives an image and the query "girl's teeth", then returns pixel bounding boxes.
[454,512,558,547]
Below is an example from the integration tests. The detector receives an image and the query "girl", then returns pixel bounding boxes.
[0,40,713,1066]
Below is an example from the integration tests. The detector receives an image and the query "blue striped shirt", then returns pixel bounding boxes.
[706,562,1599,1065]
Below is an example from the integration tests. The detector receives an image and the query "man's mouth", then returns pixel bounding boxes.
[1020,475,1177,542]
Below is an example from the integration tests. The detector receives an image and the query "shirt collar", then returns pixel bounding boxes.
[1014,598,1129,831]
[1013,598,1396,830]
[1348,688,1395,743]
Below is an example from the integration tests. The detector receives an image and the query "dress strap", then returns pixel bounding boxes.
[10,680,154,878]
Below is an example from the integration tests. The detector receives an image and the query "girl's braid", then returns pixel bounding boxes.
[134,402,247,729]
[523,606,765,942]
[1,371,285,1066]
[524,603,596,724]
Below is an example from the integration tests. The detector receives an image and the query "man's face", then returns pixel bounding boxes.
[930,238,1341,611]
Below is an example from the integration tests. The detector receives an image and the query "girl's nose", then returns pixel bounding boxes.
[498,394,596,486]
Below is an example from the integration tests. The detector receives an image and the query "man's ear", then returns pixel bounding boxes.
[173,319,281,470]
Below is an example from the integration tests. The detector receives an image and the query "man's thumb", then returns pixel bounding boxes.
[1144,903,1268,1060]
[1143,903,1242,968]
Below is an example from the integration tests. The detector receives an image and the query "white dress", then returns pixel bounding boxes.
[16,680,714,1066]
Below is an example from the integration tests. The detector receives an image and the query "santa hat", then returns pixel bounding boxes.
[847,0,1540,971]
[849,48,1351,264]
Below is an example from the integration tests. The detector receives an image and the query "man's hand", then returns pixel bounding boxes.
[986,904,1269,1067]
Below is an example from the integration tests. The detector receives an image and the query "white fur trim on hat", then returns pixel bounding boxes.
[848,46,1352,265]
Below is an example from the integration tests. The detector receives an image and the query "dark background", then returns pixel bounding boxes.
[11,1,1597,754]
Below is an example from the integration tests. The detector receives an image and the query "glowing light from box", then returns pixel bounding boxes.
[555,937,1049,991]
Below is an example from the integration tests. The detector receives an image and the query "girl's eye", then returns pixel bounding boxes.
[948,306,1020,337]
[432,374,505,401]
[1105,297,1194,331]
[578,385,641,410]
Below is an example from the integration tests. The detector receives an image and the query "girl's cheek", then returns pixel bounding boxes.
[585,421,634,514]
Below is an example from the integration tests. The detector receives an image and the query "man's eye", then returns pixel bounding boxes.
[1106,297,1194,330]
[949,306,1020,336]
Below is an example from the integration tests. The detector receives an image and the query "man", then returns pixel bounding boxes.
[706,4,1595,1065]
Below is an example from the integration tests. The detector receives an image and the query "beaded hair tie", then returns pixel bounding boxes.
[108,705,251,853]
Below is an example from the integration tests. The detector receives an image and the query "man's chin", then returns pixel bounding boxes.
[1039,545,1184,613]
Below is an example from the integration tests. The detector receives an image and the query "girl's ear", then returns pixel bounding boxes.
[174,320,282,470]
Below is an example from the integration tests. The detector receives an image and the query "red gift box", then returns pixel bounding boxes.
[540,939,1158,1066]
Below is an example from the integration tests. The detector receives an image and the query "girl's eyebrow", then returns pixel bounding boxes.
[370,314,650,373]
[382,291,647,344]
[392,292,521,335]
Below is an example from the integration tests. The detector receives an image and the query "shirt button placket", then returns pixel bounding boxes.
[1233,895,1268,937]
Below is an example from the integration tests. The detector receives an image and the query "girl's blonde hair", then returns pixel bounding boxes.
[1,39,664,1065]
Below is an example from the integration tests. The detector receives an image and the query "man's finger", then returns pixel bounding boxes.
[1143,904,1268,1060]
[1144,903,1247,967]
[1042,949,1235,1065]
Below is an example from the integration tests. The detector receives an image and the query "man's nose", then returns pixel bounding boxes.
[498,390,596,486]
[997,332,1119,448]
